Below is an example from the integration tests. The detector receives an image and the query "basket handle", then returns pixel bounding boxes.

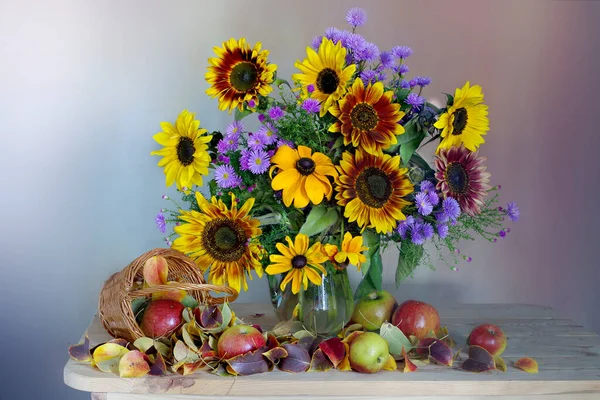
[126,282,238,304]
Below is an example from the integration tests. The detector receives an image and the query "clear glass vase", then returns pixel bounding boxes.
[267,274,299,322]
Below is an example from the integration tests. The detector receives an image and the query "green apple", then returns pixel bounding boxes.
[351,290,397,331]
[349,332,390,373]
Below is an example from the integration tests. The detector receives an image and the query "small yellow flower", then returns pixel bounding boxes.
[333,232,368,270]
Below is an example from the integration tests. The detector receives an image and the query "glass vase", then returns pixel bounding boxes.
[267,274,298,322]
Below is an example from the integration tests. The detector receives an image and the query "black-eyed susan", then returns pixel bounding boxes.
[265,234,328,294]
[335,150,414,234]
[205,37,277,113]
[151,110,212,191]
[329,78,405,156]
[172,192,263,293]
[270,145,337,208]
[435,81,489,153]
[323,232,368,271]
[292,38,356,117]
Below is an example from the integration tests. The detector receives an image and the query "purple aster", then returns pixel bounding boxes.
[268,106,284,120]
[217,154,230,164]
[277,138,295,149]
[346,7,367,27]
[325,27,343,43]
[379,51,394,69]
[437,223,449,239]
[247,99,256,108]
[258,114,266,123]
[239,149,251,170]
[302,98,321,114]
[155,212,166,233]
[311,35,323,50]
[405,92,426,109]
[397,216,415,240]
[391,45,413,59]
[498,230,507,238]
[215,165,240,189]
[411,221,434,244]
[409,79,417,88]
[360,70,377,84]
[422,222,434,240]
[399,80,411,89]
[355,42,380,62]
[226,121,244,136]
[393,64,410,75]
[506,202,520,222]
[247,131,266,150]
[414,76,432,87]
[217,138,237,153]
[420,180,435,192]
[378,71,387,81]
[346,33,367,53]
[415,192,433,216]
[443,197,461,221]
[307,84,315,93]
[248,149,270,174]
[256,124,278,145]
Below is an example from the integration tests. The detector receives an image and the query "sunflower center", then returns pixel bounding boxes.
[177,137,196,166]
[452,107,468,135]
[350,103,379,131]
[230,62,258,92]
[202,218,247,262]
[356,167,392,208]
[316,68,340,94]
[445,162,469,194]
[296,157,316,176]
[291,255,308,269]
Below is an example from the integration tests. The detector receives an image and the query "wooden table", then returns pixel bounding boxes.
[64,303,600,400]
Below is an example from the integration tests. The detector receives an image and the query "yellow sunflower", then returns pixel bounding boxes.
[151,110,212,191]
[329,78,405,156]
[172,192,263,293]
[434,81,489,153]
[270,145,338,208]
[265,234,328,294]
[335,150,414,234]
[323,232,368,271]
[292,38,356,117]
[205,37,277,113]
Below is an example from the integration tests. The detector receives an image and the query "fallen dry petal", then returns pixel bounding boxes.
[460,345,496,373]
[514,357,539,374]
[68,335,91,362]
[142,255,169,286]
[119,350,151,378]
[319,337,345,368]
[308,348,333,372]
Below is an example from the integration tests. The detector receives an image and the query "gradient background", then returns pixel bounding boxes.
[1,0,599,398]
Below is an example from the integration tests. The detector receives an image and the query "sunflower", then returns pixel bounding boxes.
[292,38,356,117]
[172,192,263,293]
[205,37,277,113]
[265,234,328,294]
[435,145,492,216]
[329,78,405,156]
[151,110,213,191]
[434,81,489,153]
[270,145,338,208]
[335,150,414,234]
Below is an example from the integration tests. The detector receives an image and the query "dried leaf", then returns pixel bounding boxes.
[108,338,129,348]
[436,326,456,348]
[460,345,496,373]
[119,350,150,378]
[402,347,417,372]
[318,337,345,368]
[154,341,172,358]
[262,346,288,365]
[337,343,352,372]
[200,305,223,329]
[342,331,364,345]
[68,335,91,362]
[279,344,310,373]
[380,322,414,356]
[199,341,217,360]
[382,354,397,371]
[183,360,206,375]
[210,363,233,377]
[266,334,280,350]
[309,348,333,372]
[133,337,154,353]
[341,323,363,338]
[173,340,198,363]
[293,330,317,340]
[143,255,168,286]
[152,283,187,302]
[251,313,265,318]
[296,336,316,353]
[416,338,453,367]
[494,355,507,372]
[225,347,270,376]
[182,308,194,323]
[182,323,200,352]
[271,320,295,337]
[149,352,167,376]
[514,357,538,374]
[93,343,129,374]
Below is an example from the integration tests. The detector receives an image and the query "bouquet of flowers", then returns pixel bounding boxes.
[151,7,519,310]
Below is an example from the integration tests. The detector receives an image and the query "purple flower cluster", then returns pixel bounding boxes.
[215,164,242,189]
[397,217,434,245]
[155,212,166,233]
[346,7,367,27]
[301,98,320,114]
[506,202,520,222]
[405,92,426,110]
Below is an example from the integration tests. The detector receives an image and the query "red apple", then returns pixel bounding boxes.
[351,290,397,331]
[391,300,440,339]
[139,299,184,338]
[217,325,266,359]
[467,324,507,356]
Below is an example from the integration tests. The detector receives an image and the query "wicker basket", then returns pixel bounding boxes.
[98,248,238,342]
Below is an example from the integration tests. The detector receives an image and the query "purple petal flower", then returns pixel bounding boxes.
[391,46,413,59]
[415,192,433,216]
[422,222,434,240]
[397,216,415,240]
[346,7,367,27]
[217,154,230,164]
[258,114,266,123]
[378,71,387,81]
[247,131,267,151]
[226,121,243,136]
[405,92,426,109]
[420,180,435,192]
[256,124,278,145]
[443,197,461,221]
[355,42,380,62]
[411,223,425,245]
[346,33,367,53]
[393,64,410,75]
[498,230,507,238]
[311,36,323,50]
[155,212,166,233]
[248,149,270,174]
[409,79,417,88]
[325,27,342,42]
[414,76,432,87]
[307,84,315,93]
[379,51,394,69]
[360,70,377,85]
[247,99,256,108]
[268,106,284,120]
[277,138,295,149]
[302,98,321,114]
[399,79,411,89]
[240,149,251,171]
[437,223,449,239]
[506,202,520,222]
[215,165,240,189]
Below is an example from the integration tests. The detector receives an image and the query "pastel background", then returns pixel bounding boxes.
[1,0,599,398]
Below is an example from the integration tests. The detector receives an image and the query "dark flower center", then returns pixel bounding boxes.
[291,255,308,269]
[355,167,392,208]
[202,218,247,262]
[177,137,196,166]
[445,162,469,194]
[230,62,258,92]
[316,68,340,94]
[452,107,468,135]
[350,103,379,131]
[296,157,316,176]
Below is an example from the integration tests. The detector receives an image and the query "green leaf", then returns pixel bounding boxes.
[234,107,252,121]
[355,239,383,299]
[298,206,339,237]
[444,93,454,107]
[388,120,419,153]
[131,297,148,323]
[181,295,199,309]
[395,241,424,287]
[332,135,344,150]
[359,230,380,276]
[380,322,414,355]
[274,78,291,88]
[400,132,426,166]
[395,88,411,102]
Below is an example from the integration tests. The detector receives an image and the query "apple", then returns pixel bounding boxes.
[139,299,184,338]
[349,332,390,373]
[351,290,397,331]
[217,325,266,359]
[467,324,507,356]
[391,300,440,339]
